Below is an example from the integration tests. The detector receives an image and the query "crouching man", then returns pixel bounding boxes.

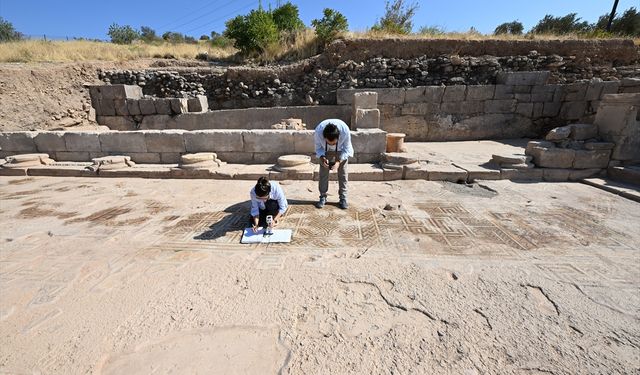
[314,119,353,209]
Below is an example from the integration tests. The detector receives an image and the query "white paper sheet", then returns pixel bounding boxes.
[240,228,293,244]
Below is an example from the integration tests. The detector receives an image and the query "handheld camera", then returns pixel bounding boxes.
[265,215,274,235]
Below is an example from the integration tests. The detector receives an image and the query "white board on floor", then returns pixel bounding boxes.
[241,228,293,244]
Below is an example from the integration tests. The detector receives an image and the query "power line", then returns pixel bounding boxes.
[155,0,225,31]
[167,0,247,33]
[182,1,256,34]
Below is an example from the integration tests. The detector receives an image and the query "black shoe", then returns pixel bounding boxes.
[339,198,348,209]
[316,196,326,209]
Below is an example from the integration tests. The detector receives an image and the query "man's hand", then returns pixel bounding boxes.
[331,160,340,171]
[252,225,259,233]
[320,156,329,168]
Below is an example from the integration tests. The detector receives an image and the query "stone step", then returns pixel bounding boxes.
[608,166,640,186]
[582,178,640,203]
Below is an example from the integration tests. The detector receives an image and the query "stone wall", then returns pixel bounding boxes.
[595,93,640,163]
[337,75,638,141]
[0,129,386,164]
[100,38,639,109]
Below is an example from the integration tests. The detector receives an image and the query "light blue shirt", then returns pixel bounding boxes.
[249,181,288,217]
[314,119,354,161]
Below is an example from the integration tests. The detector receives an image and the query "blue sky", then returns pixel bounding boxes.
[0,0,636,40]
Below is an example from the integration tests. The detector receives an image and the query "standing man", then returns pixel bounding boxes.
[314,119,353,209]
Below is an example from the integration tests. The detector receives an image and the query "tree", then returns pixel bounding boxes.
[596,7,640,36]
[494,21,524,35]
[108,23,140,44]
[311,8,348,46]
[200,34,210,40]
[272,2,305,32]
[530,13,591,34]
[224,7,279,54]
[0,17,22,42]
[371,0,419,34]
[140,26,159,42]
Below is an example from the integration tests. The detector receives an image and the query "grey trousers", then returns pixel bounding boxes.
[319,159,348,200]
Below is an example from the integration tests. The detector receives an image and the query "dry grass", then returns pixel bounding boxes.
[0,40,237,63]
[259,28,320,62]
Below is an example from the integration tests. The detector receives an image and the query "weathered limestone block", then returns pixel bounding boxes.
[404,87,425,103]
[160,152,182,164]
[187,95,209,112]
[138,99,157,115]
[442,85,466,102]
[560,101,588,120]
[170,98,189,114]
[532,102,544,118]
[382,152,418,165]
[426,164,467,182]
[453,163,501,181]
[89,155,135,171]
[584,142,614,150]
[423,86,445,103]
[272,118,306,130]
[353,108,380,129]
[2,153,54,168]
[401,103,440,115]
[154,99,172,115]
[569,168,602,181]
[243,130,295,153]
[531,85,556,102]
[600,81,621,96]
[569,123,598,140]
[349,164,384,181]
[273,155,313,174]
[127,153,161,164]
[501,168,543,181]
[127,99,141,116]
[585,81,605,101]
[0,132,37,152]
[351,129,387,155]
[441,101,483,115]
[545,126,572,141]
[466,85,495,101]
[54,151,91,162]
[184,130,244,153]
[99,85,143,100]
[353,92,378,109]
[139,115,170,130]
[113,99,129,116]
[525,141,554,156]
[99,132,147,153]
[178,152,223,170]
[573,150,611,169]
[97,116,136,130]
[484,99,516,113]
[515,103,533,117]
[98,99,116,116]
[64,132,102,152]
[34,132,66,152]
[542,168,570,182]
[542,102,561,117]
[144,130,185,153]
[292,131,315,153]
[493,85,515,99]
[491,153,530,165]
[595,93,640,161]
[276,154,311,167]
[496,71,550,85]
[531,147,575,168]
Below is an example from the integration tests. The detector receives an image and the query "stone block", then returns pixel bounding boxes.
[292,131,315,153]
[376,88,406,105]
[513,85,532,94]
[562,82,588,101]
[573,150,611,169]
[453,163,501,181]
[127,99,141,116]
[34,132,66,152]
[600,81,620,96]
[54,151,91,162]
[585,81,605,101]
[27,166,97,178]
[187,95,209,112]
[442,85,466,102]
[114,99,128,116]
[138,99,157,115]
[144,130,185,153]
[0,167,28,176]
[543,168,570,182]
[569,168,602,181]
[0,132,37,152]
[545,126,571,141]
[353,92,378,109]
[97,116,136,130]
[349,164,384,181]
[127,152,162,164]
[403,87,425,103]
[515,103,533,117]
[401,103,440,115]
[514,93,531,102]
[423,86,445,103]
[532,147,575,168]
[184,130,244,153]
[570,123,598,140]
[139,115,170,130]
[466,85,494,101]
[99,99,116,116]
[154,99,172,115]
[493,85,515,99]
[532,102,544,118]
[170,98,189,114]
[242,130,294,153]
[500,168,543,181]
[485,99,516,113]
[404,162,429,180]
[584,142,614,150]
[99,84,143,100]
[64,132,102,152]
[382,165,404,181]
[560,101,588,120]
[426,164,467,182]
[353,108,380,129]
[351,129,387,155]
[99,132,147,153]
[441,101,483,115]
[530,85,556,102]
[496,71,550,85]
[160,152,181,164]
[542,102,561,117]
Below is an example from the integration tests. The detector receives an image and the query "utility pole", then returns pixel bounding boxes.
[606,0,619,31]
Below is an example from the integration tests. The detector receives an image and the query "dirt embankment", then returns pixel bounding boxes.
[0,60,157,132]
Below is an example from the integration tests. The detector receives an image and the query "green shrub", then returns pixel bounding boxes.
[371,0,419,35]
[140,26,160,43]
[596,7,640,37]
[108,23,140,44]
[531,13,591,34]
[494,21,524,35]
[272,2,305,32]
[210,31,234,48]
[418,25,446,36]
[224,8,279,55]
[0,17,22,42]
[311,8,348,47]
